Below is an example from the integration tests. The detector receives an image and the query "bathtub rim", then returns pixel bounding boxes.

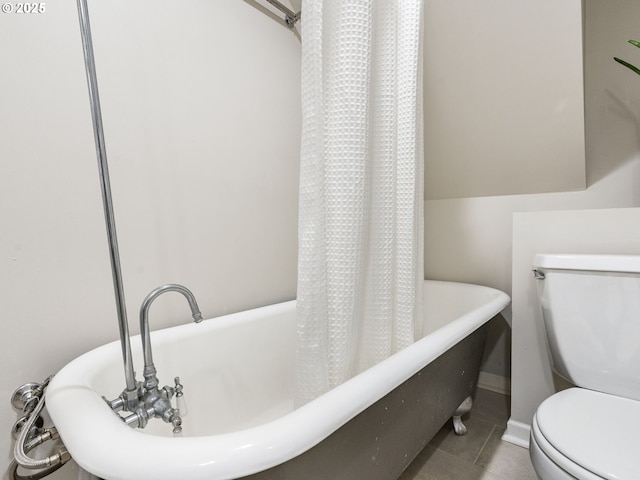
[46,280,510,480]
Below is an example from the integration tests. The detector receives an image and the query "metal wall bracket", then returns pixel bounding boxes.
[264,0,300,28]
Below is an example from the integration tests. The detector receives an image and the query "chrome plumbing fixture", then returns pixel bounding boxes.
[76,0,137,404]
[106,284,202,434]
[532,269,546,280]
[76,0,201,434]
[9,376,71,479]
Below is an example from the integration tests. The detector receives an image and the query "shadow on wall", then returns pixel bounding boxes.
[585,0,640,187]
[588,90,640,186]
[480,314,512,381]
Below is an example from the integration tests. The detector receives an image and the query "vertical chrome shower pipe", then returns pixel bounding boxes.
[76,0,137,395]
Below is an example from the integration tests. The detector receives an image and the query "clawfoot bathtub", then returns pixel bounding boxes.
[46,280,509,480]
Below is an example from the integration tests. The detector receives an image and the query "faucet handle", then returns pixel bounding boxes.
[174,377,187,417]
[171,412,182,435]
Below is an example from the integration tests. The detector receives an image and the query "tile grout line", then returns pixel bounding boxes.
[471,423,497,466]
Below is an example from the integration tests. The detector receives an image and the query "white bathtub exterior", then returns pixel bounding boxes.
[46,280,509,480]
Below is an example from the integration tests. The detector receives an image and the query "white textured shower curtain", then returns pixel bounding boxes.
[296,0,424,405]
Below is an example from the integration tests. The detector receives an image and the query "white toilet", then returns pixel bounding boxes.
[529,254,640,480]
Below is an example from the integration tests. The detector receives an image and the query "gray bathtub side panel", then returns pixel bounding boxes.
[239,325,488,480]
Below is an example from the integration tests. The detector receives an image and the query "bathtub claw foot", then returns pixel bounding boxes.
[452,395,473,436]
[452,416,467,435]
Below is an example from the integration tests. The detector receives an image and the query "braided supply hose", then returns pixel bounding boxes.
[9,377,71,480]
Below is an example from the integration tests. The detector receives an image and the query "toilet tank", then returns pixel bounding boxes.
[534,254,640,402]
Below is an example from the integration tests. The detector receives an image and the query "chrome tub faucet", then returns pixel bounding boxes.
[107,284,202,434]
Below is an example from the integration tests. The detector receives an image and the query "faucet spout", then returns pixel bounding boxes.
[107,283,202,433]
[140,284,202,388]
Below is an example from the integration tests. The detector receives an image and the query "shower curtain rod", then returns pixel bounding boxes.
[263,0,300,28]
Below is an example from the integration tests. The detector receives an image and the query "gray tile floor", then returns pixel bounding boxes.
[399,389,539,480]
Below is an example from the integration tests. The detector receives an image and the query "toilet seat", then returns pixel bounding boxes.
[532,388,640,480]
[531,413,603,480]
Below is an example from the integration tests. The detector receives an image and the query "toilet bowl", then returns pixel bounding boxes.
[529,388,640,480]
[531,254,640,480]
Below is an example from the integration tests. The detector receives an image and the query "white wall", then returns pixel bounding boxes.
[424,0,640,445]
[0,1,300,476]
[424,0,586,199]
